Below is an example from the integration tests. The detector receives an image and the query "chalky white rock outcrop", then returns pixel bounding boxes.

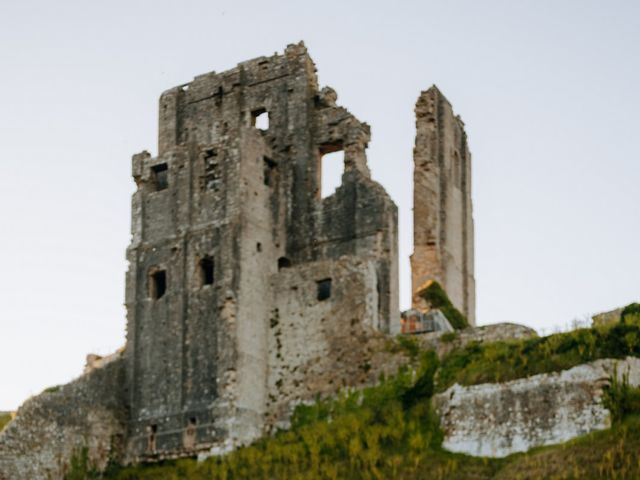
[433,357,640,457]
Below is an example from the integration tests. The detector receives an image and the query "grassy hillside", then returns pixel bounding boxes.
[0,413,11,431]
[437,314,640,392]
[68,307,640,479]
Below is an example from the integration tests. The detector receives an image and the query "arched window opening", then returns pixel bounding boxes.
[278,257,292,270]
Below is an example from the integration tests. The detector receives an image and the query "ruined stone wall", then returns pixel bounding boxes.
[124,42,399,463]
[0,357,126,480]
[433,357,640,458]
[411,86,475,324]
[416,322,537,359]
[266,256,407,429]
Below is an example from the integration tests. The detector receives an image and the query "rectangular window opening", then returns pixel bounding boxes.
[199,256,214,286]
[152,163,169,191]
[319,149,344,199]
[251,108,269,130]
[149,270,167,299]
[263,156,277,186]
[317,278,332,301]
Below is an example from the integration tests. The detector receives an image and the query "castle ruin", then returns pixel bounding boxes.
[124,41,399,460]
[0,42,475,477]
[411,87,475,324]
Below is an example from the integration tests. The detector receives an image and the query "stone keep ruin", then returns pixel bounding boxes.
[125,41,400,460]
[0,43,475,477]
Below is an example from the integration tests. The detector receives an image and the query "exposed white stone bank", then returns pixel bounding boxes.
[433,357,640,458]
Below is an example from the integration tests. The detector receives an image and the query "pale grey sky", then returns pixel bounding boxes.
[1,0,638,410]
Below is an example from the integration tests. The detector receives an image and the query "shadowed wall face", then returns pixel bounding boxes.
[411,87,475,325]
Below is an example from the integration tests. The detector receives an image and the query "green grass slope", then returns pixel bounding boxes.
[0,413,12,431]
[68,307,640,480]
[436,313,640,392]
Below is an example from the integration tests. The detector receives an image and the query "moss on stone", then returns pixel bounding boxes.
[417,281,469,330]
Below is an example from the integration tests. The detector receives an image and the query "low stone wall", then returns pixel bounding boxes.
[0,356,126,480]
[415,322,537,358]
[433,357,640,458]
[592,308,623,327]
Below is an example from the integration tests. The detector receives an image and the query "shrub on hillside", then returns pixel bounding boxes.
[621,303,640,324]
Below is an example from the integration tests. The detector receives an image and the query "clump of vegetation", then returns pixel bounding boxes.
[395,334,421,359]
[66,448,99,480]
[603,367,640,423]
[384,335,421,360]
[440,332,458,343]
[621,302,640,323]
[417,281,469,330]
[437,317,640,392]
[0,412,12,431]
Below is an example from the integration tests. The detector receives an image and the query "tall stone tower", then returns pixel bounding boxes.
[123,43,398,461]
[411,86,476,325]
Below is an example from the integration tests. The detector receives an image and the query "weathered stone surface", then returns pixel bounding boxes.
[433,357,640,458]
[0,43,402,474]
[83,348,123,375]
[411,87,476,324]
[592,307,623,326]
[0,357,126,480]
[415,322,537,359]
[401,308,453,334]
[123,41,399,463]
[266,256,408,431]
[424,310,454,332]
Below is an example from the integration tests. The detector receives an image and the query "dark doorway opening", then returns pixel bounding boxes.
[149,270,167,299]
[317,278,332,301]
[199,256,214,286]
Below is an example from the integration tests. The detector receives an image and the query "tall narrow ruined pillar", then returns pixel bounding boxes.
[411,86,476,325]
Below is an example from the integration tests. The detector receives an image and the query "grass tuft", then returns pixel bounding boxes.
[0,413,12,431]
